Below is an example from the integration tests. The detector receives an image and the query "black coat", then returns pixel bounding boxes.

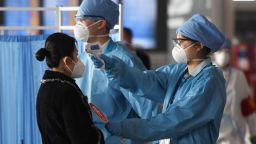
[36,70,104,144]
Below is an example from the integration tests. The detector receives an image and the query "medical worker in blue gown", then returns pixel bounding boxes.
[73,0,159,143]
[91,14,227,144]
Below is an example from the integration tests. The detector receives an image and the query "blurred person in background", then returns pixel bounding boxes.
[213,38,256,144]
[122,27,151,69]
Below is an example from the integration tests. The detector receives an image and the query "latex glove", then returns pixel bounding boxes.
[91,55,105,69]
[105,122,122,136]
[250,136,256,144]
[90,54,114,70]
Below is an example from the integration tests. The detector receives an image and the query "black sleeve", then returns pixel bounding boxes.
[61,87,104,144]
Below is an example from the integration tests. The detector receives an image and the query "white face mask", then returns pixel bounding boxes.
[172,43,196,64]
[66,59,85,78]
[73,21,109,42]
[214,51,230,67]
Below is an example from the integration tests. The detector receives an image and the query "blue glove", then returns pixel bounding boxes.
[91,55,105,69]
[251,136,256,144]
[90,54,115,70]
[105,122,122,136]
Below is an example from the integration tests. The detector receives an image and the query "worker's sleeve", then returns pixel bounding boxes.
[61,87,103,144]
[117,54,162,118]
[105,55,171,103]
[109,77,226,141]
[121,88,161,118]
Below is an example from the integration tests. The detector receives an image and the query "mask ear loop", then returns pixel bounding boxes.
[63,57,74,74]
[87,20,110,38]
[198,43,213,59]
[87,20,103,28]
[186,42,207,62]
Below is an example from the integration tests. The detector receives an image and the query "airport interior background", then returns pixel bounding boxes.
[0,0,256,143]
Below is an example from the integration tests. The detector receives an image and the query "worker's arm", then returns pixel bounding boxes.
[91,54,171,103]
[106,76,226,141]
[116,52,161,118]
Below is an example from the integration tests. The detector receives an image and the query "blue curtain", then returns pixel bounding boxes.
[0,35,49,144]
[0,35,84,144]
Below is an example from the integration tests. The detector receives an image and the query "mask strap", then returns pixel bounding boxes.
[87,20,103,29]
[186,42,206,62]
[76,20,103,29]
[184,42,197,50]
[64,57,76,73]
[87,20,109,38]
[65,64,72,74]
[89,34,109,38]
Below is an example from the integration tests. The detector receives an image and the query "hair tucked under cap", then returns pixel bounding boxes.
[76,0,119,29]
[177,14,225,52]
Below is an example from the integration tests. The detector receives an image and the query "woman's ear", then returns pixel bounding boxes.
[63,56,72,66]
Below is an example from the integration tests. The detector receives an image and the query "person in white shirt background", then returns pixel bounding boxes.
[213,38,256,144]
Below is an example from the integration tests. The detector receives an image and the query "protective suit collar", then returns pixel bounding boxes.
[103,39,117,54]
[190,58,212,77]
[101,39,110,52]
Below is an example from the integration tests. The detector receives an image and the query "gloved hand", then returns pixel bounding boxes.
[91,55,105,69]
[250,136,256,144]
[90,54,114,70]
[105,122,122,136]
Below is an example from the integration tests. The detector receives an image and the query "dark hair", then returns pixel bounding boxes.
[123,27,133,38]
[35,33,76,68]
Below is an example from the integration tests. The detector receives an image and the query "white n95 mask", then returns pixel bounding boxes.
[74,21,90,42]
[214,51,230,67]
[74,21,109,42]
[66,59,85,78]
[172,45,187,64]
[172,43,197,64]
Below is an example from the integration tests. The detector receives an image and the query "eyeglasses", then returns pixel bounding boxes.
[173,38,196,46]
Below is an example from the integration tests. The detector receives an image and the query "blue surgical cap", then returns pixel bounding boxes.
[76,0,119,29]
[221,38,231,49]
[177,14,225,52]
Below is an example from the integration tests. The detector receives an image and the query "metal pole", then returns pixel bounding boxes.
[55,6,62,32]
[118,0,123,41]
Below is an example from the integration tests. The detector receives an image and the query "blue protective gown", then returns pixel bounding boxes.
[105,58,226,144]
[76,39,159,144]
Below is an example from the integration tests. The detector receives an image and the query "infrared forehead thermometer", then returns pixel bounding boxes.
[85,43,102,56]
[85,43,105,70]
